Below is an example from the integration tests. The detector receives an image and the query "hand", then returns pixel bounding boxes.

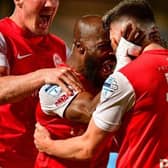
[39,66,84,95]
[34,122,51,153]
[114,23,144,72]
[122,22,145,46]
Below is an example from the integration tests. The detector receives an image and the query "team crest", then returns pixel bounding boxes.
[53,53,63,67]
[101,75,118,101]
[44,84,62,97]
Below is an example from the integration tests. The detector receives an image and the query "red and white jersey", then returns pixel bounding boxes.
[36,66,113,168]
[93,49,168,168]
[0,18,66,168]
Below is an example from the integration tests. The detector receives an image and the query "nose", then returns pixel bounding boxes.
[45,0,59,7]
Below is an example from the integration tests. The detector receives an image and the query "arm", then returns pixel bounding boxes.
[34,118,111,160]
[0,67,83,104]
[34,72,135,159]
[38,26,143,123]
[39,83,101,124]
[65,92,100,124]
[114,23,145,72]
[38,25,144,123]
[0,31,83,104]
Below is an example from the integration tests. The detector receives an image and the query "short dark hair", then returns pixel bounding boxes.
[102,0,155,30]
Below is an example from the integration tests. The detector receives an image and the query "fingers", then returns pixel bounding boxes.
[133,30,146,45]
[56,68,84,95]
[43,66,84,95]
[34,123,50,152]
[122,23,133,40]
[35,122,49,134]
[34,123,40,150]
[60,69,83,91]
[35,122,43,130]
[122,22,145,46]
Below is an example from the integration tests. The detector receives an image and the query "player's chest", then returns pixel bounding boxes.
[8,38,64,74]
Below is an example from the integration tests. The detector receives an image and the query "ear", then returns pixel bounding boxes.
[14,0,24,8]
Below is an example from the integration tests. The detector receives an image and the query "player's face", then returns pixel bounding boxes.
[84,39,116,88]
[21,0,59,35]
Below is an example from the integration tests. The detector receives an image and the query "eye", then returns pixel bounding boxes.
[74,41,81,48]
[74,40,85,55]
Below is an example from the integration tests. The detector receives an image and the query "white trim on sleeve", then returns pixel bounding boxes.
[93,72,135,132]
[0,32,8,67]
[39,84,79,118]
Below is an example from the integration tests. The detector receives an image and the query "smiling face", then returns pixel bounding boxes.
[73,16,116,88]
[13,0,59,35]
[83,35,116,88]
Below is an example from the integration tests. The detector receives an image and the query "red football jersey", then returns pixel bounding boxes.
[36,69,113,168]
[117,50,168,168]
[0,18,66,168]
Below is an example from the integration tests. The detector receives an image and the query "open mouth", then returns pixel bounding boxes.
[38,14,51,29]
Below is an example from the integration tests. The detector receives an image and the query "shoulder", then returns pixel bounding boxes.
[0,18,12,33]
[48,34,66,47]
[0,17,9,25]
[101,72,134,102]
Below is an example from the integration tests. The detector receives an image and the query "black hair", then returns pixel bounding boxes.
[102,0,155,30]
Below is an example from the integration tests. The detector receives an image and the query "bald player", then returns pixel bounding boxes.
[35,15,116,168]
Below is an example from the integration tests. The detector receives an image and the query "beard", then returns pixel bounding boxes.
[83,56,104,89]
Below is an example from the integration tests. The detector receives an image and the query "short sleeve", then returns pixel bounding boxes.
[39,84,79,118]
[93,72,135,132]
[0,32,8,66]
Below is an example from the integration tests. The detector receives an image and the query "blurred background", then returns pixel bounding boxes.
[0,1,167,167]
[0,0,168,48]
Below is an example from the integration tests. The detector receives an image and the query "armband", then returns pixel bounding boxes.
[39,84,79,118]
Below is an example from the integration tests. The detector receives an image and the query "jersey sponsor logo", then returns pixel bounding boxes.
[160,159,168,168]
[55,94,69,106]
[17,53,32,59]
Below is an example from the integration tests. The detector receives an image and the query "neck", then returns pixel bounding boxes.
[10,9,23,28]
[143,42,165,52]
